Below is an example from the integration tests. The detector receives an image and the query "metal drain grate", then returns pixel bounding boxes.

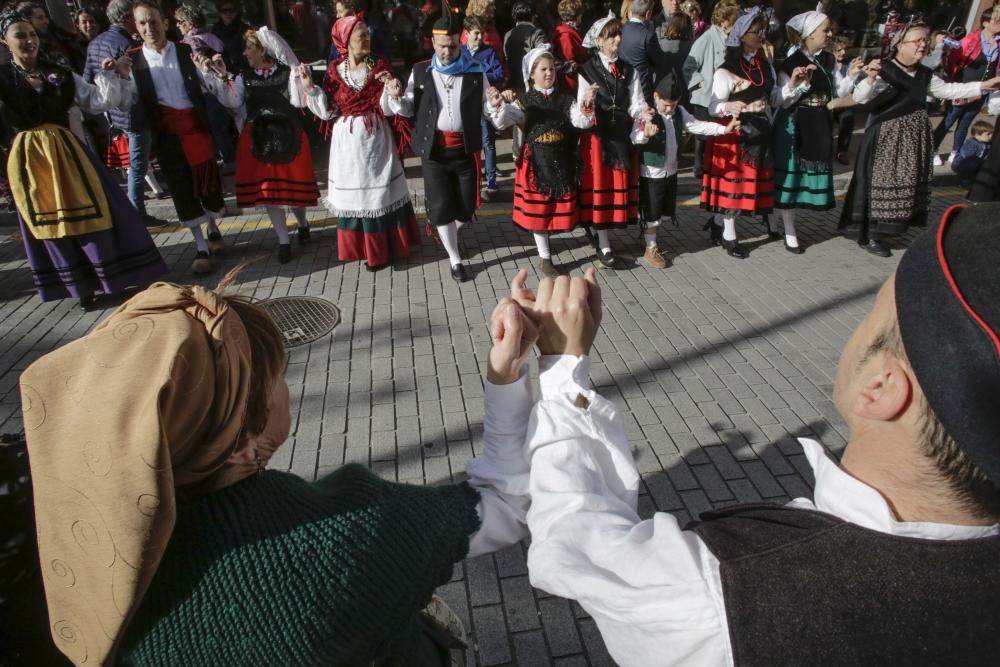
[258,296,341,348]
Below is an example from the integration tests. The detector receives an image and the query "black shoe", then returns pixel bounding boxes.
[861,239,891,257]
[768,231,782,241]
[584,227,601,252]
[278,243,292,263]
[450,263,469,282]
[785,241,804,254]
[721,238,748,259]
[78,294,97,311]
[298,226,311,244]
[597,250,628,269]
[142,213,168,228]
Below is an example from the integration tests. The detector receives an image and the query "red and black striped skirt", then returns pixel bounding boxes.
[512,151,578,232]
[235,124,320,208]
[700,132,774,214]
[577,132,638,229]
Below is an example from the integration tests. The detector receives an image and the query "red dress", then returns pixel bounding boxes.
[552,23,588,93]
[701,56,775,214]
[234,63,320,208]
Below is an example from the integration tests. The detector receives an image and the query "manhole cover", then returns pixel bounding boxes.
[257,296,341,348]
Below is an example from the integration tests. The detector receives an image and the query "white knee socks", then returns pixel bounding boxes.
[439,222,462,266]
[145,172,165,195]
[533,232,551,259]
[188,222,209,253]
[266,205,291,245]
[780,209,799,248]
[645,218,664,248]
[596,229,612,255]
[722,217,737,242]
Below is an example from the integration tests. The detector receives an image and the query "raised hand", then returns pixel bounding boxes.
[863,58,881,81]
[512,268,602,357]
[114,54,133,77]
[581,82,599,111]
[486,271,541,384]
[100,57,116,71]
[501,88,517,103]
[486,86,503,108]
[383,76,403,97]
[789,64,814,87]
[724,100,745,117]
[848,56,864,79]
[295,63,314,92]
[644,119,660,137]
[725,117,741,133]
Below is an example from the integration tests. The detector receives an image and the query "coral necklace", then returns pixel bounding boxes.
[740,56,764,87]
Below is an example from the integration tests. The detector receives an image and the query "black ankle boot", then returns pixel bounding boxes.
[721,238,748,259]
[703,220,722,246]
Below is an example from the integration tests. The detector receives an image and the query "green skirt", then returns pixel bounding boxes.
[772,111,835,211]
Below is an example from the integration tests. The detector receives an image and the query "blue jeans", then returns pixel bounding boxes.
[125,129,152,215]
[932,100,981,155]
[481,117,497,188]
[205,95,236,163]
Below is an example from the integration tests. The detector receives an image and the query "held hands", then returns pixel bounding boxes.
[725,116,741,134]
[295,63,314,92]
[723,100,745,117]
[789,64,815,87]
[644,120,660,137]
[981,76,1000,91]
[581,83,599,112]
[863,58,881,82]
[510,268,602,358]
[486,296,540,385]
[381,72,403,97]
[102,55,132,77]
[486,86,503,109]
[501,88,517,103]
[847,56,864,79]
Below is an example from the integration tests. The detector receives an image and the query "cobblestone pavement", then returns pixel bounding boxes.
[0,169,968,664]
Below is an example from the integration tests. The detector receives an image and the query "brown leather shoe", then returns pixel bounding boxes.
[642,246,669,269]
[191,251,212,274]
[207,231,225,255]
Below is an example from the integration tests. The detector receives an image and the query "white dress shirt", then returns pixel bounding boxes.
[576,52,647,121]
[853,70,987,105]
[387,68,498,133]
[525,355,999,667]
[123,41,231,111]
[631,106,727,178]
[709,53,801,117]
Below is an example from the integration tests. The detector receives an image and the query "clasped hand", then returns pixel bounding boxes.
[486,269,603,385]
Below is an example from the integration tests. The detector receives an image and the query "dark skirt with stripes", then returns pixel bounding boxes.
[512,148,578,232]
[700,130,774,215]
[336,202,421,269]
[578,132,639,229]
[235,124,320,208]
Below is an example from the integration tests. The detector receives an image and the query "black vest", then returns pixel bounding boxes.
[130,42,211,143]
[411,61,484,158]
[0,61,75,136]
[639,111,683,169]
[580,57,635,170]
[689,504,1000,666]
[244,64,296,122]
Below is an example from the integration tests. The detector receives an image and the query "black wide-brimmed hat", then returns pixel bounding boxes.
[896,203,1000,484]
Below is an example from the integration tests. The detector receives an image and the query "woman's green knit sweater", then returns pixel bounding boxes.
[120,464,481,666]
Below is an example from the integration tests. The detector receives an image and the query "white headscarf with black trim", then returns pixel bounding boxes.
[582,11,615,49]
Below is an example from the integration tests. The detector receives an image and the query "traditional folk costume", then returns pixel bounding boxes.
[209,27,320,264]
[489,45,593,277]
[577,14,646,269]
[772,11,853,253]
[702,8,802,259]
[841,57,988,257]
[0,20,166,307]
[389,15,500,282]
[124,40,231,274]
[631,73,729,268]
[320,17,419,271]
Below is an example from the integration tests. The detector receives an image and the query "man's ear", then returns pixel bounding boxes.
[850,355,913,423]
[226,433,257,466]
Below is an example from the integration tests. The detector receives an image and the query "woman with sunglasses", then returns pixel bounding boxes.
[841,21,1000,257]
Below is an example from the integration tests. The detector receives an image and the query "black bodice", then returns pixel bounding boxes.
[0,62,75,140]
[723,55,775,105]
[244,64,296,122]
[523,89,575,143]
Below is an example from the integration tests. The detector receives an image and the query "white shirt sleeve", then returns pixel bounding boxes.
[852,75,887,103]
[709,69,734,116]
[628,74,646,119]
[631,118,649,144]
[486,100,524,130]
[680,106,728,136]
[73,71,122,114]
[386,70,415,117]
[775,70,808,108]
[304,86,334,120]
[928,75,988,100]
[202,72,244,109]
[526,355,730,667]
[573,74,597,128]
[836,70,855,97]
[465,371,534,557]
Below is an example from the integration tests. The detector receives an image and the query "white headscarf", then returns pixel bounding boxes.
[582,11,615,49]
[256,26,300,67]
[786,11,827,40]
[522,43,553,91]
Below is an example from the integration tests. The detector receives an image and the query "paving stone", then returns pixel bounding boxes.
[472,605,512,666]
[538,598,583,657]
[501,576,541,632]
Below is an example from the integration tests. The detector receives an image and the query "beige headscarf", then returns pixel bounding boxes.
[20,282,253,666]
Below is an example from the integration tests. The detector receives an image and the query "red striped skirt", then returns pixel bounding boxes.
[700,132,774,214]
[578,132,638,228]
[106,132,130,169]
[512,150,578,232]
[235,124,320,208]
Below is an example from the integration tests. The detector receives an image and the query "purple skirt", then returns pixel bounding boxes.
[18,134,167,302]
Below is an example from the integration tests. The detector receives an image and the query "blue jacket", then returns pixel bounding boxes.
[952,137,991,180]
[466,44,506,86]
[84,25,144,132]
[619,19,662,104]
